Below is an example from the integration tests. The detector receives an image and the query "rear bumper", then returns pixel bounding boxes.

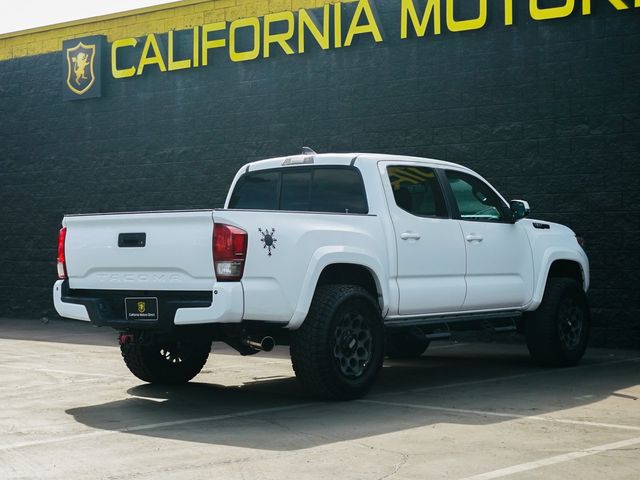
[53,280,244,330]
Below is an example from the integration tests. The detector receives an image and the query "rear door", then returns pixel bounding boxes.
[444,169,534,309]
[381,162,466,315]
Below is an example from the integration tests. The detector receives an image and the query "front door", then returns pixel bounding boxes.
[382,163,467,315]
[444,169,534,310]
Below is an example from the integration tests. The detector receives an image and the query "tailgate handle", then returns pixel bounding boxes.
[118,233,146,248]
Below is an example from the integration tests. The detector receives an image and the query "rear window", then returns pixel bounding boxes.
[311,169,368,214]
[229,171,279,210]
[281,170,312,211]
[229,167,368,214]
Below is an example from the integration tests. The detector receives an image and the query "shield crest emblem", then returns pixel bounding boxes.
[66,42,96,95]
[137,301,146,313]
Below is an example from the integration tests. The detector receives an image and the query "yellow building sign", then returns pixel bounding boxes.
[101,0,640,81]
[111,1,382,79]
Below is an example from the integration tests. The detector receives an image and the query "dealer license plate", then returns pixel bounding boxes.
[125,297,159,321]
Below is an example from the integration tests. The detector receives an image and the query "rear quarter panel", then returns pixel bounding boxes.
[212,209,390,326]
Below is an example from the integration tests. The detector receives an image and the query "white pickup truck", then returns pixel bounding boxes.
[54,152,590,399]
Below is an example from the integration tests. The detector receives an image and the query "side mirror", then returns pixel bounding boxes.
[510,200,530,222]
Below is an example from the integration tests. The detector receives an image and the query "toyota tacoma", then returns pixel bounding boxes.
[54,152,590,399]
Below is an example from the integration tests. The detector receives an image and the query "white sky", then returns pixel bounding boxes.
[0,0,173,35]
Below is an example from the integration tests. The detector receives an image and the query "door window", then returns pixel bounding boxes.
[446,170,507,222]
[387,166,448,218]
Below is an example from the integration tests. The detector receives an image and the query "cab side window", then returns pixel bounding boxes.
[446,170,507,222]
[387,166,448,218]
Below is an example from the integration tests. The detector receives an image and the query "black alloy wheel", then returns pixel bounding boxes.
[290,284,384,400]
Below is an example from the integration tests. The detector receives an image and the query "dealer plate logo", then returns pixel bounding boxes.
[125,297,159,321]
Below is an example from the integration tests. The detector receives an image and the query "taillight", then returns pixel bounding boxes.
[57,227,67,279]
[213,223,247,281]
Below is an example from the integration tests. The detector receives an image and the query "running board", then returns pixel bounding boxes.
[384,310,522,329]
[424,332,452,340]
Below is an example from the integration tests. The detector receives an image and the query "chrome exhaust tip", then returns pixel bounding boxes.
[243,336,275,352]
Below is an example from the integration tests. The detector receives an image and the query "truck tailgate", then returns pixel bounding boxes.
[64,210,215,291]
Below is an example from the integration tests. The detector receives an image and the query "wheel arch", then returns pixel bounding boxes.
[287,249,388,330]
[548,259,584,285]
[529,250,589,311]
[317,263,381,302]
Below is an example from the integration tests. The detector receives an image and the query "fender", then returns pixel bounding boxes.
[287,246,389,330]
[526,247,590,311]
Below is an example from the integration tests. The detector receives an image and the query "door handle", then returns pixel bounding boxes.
[118,232,146,248]
[466,234,484,243]
[401,232,421,241]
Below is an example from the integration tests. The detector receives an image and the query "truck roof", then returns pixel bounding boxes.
[245,152,471,173]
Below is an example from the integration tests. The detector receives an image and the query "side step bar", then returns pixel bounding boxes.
[385,310,522,330]
[424,332,452,340]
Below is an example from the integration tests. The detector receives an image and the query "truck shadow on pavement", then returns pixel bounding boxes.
[66,346,640,451]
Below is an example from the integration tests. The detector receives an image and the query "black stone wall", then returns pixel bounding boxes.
[0,1,638,347]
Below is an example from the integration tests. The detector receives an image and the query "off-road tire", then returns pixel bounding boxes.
[525,278,590,367]
[120,337,211,384]
[386,327,430,359]
[290,284,384,400]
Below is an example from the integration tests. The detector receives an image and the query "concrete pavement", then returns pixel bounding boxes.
[0,318,638,479]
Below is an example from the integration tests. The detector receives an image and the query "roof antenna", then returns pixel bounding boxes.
[301,146,317,155]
